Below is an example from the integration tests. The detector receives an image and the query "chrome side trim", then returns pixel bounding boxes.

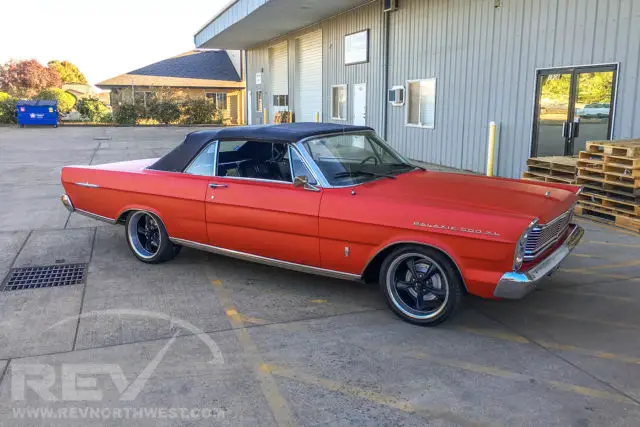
[494,224,584,299]
[74,182,100,188]
[360,240,467,290]
[169,237,361,281]
[75,209,117,224]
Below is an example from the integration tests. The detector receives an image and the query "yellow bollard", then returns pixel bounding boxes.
[263,108,268,124]
[315,112,320,123]
[487,121,497,177]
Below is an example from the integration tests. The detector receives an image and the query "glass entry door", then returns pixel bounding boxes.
[531,65,617,157]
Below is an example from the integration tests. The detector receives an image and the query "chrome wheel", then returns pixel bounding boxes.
[386,252,449,320]
[127,211,161,260]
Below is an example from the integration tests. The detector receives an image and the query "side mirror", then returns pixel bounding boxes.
[293,175,320,192]
[293,175,309,188]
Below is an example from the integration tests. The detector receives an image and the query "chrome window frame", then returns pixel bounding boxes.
[184,139,219,177]
[294,130,413,189]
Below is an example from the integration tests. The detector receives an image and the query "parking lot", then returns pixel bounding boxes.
[0,126,639,426]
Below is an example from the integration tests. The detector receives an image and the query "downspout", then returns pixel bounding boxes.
[381,7,390,139]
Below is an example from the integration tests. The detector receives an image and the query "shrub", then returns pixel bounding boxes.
[0,92,10,102]
[76,96,108,122]
[149,100,180,124]
[0,97,17,124]
[180,98,219,124]
[34,88,76,114]
[113,104,137,125]
[98,112,113,123]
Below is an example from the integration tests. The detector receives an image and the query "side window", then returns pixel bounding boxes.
[290,147,317,185]
[184,141,218,176]
[216,140,293,183]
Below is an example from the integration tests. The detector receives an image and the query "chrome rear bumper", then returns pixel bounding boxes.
[493,224,584,299]
[60,194,117,224]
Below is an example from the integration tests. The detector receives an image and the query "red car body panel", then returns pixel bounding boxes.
[61,156,579,300]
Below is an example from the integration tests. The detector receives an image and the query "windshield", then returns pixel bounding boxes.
[302,133,416,186]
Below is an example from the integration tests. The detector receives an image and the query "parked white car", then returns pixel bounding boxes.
[576,103,610,118]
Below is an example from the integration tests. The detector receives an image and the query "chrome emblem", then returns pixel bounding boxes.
[413,222,501,237]
[545,191,551,198]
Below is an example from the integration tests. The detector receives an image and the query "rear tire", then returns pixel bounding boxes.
[379,245,464,326]
[125,211,181,264]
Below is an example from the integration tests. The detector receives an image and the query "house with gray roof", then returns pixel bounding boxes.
[97,50,245,124]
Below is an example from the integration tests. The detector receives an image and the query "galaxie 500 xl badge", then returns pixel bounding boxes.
[413,222,501,237]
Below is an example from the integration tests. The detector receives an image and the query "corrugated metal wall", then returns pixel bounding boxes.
[245,0,640,177]
[385,0,640,177]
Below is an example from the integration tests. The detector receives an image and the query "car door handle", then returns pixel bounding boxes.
[208,183,228,188]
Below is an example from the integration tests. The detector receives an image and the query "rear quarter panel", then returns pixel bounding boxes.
[61,166,209,243]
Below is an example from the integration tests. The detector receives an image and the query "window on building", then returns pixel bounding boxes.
[134,91,153,108]
[406,79,436,128]
[206,92,228,110]
[331,85,347,120]
[256,91,263,112]
[272,94,289,107]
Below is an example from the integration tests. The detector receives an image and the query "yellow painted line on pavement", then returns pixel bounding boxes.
[262,364,494,427]
[309,299,328,304]
[528,309,640,331]
[409,352,635,405]
[455,327,640,365]
[208,278,298,427]
[558,268,640,282]
[547,288,634,302]
[583,241,640,249]
[582,259,640,271]
[571,253,596,258]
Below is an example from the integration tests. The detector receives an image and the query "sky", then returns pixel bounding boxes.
[0,0,230,87]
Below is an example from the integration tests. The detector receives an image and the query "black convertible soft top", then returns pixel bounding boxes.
[148,122,373,172]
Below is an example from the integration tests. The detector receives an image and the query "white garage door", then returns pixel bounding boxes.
[269,42,288,123]
[295,30,323,123]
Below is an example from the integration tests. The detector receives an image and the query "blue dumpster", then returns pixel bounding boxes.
[16,100,58,127]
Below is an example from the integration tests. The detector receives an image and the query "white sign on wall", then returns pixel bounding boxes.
[255,72,262,85]
[344,30,369,65]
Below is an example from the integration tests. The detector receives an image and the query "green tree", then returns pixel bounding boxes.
[47,60,88,84]
[34,88,76,114]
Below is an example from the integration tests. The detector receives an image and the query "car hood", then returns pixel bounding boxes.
[360,170,577,224]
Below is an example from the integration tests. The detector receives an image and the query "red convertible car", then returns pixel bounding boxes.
[61,123,583,325]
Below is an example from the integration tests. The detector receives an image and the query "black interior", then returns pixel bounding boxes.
[217,141,292,182]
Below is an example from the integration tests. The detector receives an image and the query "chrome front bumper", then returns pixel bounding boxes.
[493,224,584,299]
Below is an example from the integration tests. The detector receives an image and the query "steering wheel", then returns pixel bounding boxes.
[359,155,379,165]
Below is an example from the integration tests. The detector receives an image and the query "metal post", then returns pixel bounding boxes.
[263,108,268,124]
[315,112,320,123]
[487,121,497,177]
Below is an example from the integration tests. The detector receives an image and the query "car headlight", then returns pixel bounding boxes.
[513,218,539,271]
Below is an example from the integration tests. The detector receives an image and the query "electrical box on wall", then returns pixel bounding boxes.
[388,86,405,106]
[383,0,398,12]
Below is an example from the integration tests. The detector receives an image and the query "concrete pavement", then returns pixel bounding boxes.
[0,126,639,426]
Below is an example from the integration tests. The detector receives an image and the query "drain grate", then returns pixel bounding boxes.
[1,263,87,291]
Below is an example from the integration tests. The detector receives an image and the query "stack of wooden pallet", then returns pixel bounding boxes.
[522,156,577,184]
[576,139,640,233]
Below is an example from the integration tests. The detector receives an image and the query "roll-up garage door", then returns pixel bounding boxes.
[295,30,322,123]
[269,42,288,123]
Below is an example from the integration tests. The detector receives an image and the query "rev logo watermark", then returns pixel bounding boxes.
[9,309,225,420]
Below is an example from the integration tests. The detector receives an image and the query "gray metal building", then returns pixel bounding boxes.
[195,0,640,178]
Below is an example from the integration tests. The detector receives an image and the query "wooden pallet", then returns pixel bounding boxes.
[522,171,575,183]
[579,192,640,216]
[585,139,640,157]
[574,204,640,233]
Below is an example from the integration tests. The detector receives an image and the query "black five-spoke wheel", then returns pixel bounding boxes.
[125,211,181,264]
[380,246,463,326]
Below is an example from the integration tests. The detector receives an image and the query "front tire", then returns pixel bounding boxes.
[379,245,464,326]
[125,211,181,264]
